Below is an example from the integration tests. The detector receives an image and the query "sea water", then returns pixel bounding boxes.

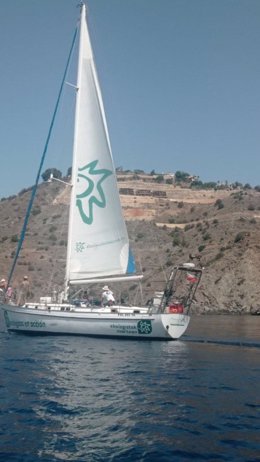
[0,315,259,462]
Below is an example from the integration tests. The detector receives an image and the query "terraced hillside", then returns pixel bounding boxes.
[0,175,259,313]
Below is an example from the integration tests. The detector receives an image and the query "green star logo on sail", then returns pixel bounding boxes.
[76,160,112,224]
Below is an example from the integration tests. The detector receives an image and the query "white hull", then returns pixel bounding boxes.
[1,304,190,340]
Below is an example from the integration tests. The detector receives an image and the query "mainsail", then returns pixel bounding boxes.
[66,5,137,284]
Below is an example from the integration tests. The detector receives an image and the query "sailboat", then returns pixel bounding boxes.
[1,4,202,340]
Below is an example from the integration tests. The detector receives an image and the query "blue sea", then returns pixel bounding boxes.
[0,314,259,462]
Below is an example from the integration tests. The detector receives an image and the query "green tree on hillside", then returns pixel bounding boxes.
[175,171,190,182]
[41,168,62,182]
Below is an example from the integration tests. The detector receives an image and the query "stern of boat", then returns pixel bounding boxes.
[161,313,190,339]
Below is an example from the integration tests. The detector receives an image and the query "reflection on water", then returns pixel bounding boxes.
[185,314,260,347]
[0,315,259,461]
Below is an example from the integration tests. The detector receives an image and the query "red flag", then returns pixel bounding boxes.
[186,273,198,283]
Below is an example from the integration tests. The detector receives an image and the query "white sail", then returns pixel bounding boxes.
[66,5,134,284]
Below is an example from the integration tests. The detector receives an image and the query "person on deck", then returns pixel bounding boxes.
[17,275,31,306]
[5,286,13,303]
[101,286,115,306]
[0,278,7,303]
[0,278,7,289]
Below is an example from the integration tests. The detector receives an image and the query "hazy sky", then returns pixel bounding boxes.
[0,0,260,198]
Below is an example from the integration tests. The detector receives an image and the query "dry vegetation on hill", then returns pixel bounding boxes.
[0,176,259,314]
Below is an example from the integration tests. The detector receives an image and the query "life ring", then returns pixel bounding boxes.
[167,304,184,314]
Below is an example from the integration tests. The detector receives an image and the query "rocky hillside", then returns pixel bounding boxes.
[0,175,259,314]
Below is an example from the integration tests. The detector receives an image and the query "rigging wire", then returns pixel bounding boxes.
[7,24,79,289]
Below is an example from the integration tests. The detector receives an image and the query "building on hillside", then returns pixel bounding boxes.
[119,188,135,195]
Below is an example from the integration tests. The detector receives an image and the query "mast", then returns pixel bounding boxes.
[64,4,86,299]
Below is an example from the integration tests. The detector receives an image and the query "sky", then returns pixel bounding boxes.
[0,0,260,198]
